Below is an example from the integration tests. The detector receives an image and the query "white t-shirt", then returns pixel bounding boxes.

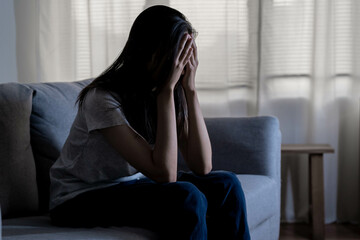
[49,88,144,210]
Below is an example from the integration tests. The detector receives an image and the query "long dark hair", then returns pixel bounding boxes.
[77,5,196,144]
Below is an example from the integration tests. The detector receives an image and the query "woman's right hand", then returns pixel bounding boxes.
[165,33,194,90]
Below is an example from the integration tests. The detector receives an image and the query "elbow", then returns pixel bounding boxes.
[150,153,178,183]
[196,152,213,176]
[204,163,212,175]
[152,164,177,183]
[155,172,177,183]
[195,149,212,176]
[201,164,213,175]
[163,176,177,183]
[193,161,212,176]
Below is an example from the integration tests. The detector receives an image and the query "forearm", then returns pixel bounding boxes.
[152,88,178,182]
[183,88,212,175]
[148,33,193,182]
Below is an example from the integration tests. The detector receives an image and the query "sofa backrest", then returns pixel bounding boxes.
[0,83,38,218]
[0,79,91,218]
[1,79,281,218]
[205,117,281,178]
[25,79,91,212]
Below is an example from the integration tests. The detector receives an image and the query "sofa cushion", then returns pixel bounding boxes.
[26,79,91,212]
[2,174,277,240]
[237,174,279,230]
[0,83,38,218]
[2,216,158,240]
[205,117,281,179]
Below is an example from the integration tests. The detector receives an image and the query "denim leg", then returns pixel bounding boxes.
[158,181,208,240]
[50,179,208,240]
[178,170,251,240]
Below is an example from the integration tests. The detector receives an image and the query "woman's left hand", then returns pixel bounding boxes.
[182,34,198,92]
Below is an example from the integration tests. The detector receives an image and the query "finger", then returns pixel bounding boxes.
[181,47,193,71]
[191,40,198,63]
[189,52,196,67]
[179,38,193,64]
[184,47,193,66]
[176,34,190,62]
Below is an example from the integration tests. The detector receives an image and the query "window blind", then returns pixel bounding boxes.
[70,0,250,89]
[71,0,145,80]
[262,0,314,77]
[334,0,354,75]
[261,0,357,98]
[172,0,250,89]
[69,0,356,92]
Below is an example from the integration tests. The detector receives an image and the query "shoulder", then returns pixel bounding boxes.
[83,88,122,110]
[85,88,120,102]
[81,88,129,131]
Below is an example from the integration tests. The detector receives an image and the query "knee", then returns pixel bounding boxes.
[174,182,208,205]
[171,182,208,214]
[211,171,242,189]
[210,171,246,202]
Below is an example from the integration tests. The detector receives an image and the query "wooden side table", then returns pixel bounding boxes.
[281,144,335,240]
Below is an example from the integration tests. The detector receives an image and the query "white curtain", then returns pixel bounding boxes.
[9,0,360,223]
[258,0,360,223]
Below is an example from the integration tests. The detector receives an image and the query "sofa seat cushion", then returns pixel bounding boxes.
[3,174,277,239]
[237,174,278,230]
[2,216,158,240]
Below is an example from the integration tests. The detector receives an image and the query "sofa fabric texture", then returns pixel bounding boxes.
[25,80,91,212]
[0,80,281,240]
[0,84,38,218]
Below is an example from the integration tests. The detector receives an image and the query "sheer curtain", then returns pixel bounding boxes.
[258,0,360,223]
[11,0,360,223]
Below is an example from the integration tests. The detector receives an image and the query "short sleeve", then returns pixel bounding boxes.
[83,89,129,132]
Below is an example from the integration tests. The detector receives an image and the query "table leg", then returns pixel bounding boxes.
[310,154,325,240]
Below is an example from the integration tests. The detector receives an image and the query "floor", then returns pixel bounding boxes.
[279,223,360,240]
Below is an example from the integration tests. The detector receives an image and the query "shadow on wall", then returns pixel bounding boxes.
[261,98,312,222]
[261,96,360,223]
[336,97,360,222]
[197,88,256,118]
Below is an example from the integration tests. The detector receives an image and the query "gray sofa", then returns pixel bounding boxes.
[0,80,281,240]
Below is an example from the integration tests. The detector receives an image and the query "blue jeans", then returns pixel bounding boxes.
[50,171,250,240]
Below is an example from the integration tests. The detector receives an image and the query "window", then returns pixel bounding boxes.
[261,0,314,98]
[70,0,251,89]
[261,0,357,99]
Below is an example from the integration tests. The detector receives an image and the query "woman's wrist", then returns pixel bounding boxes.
[182,74,196,93]
[161,79,178,93]
[183,85,197,96]
[157,86,175,103]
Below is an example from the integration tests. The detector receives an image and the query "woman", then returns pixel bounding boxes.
[49,5,250,240]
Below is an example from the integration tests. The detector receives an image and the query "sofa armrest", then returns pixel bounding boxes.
[205,116,281,180]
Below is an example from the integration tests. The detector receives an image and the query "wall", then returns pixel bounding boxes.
[0,0,17,83]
